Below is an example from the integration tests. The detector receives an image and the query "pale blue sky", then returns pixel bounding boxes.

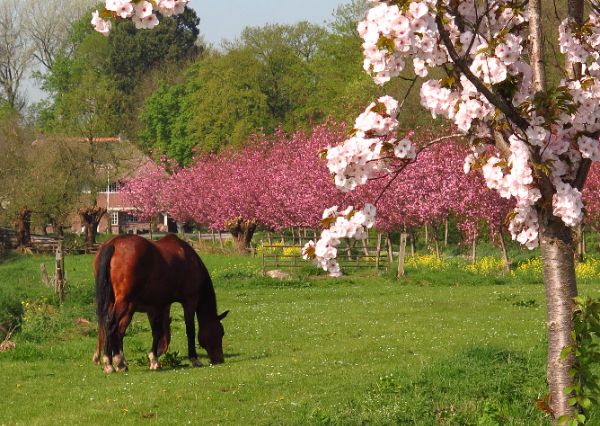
[26,1,349,103]
[188,0,348,45]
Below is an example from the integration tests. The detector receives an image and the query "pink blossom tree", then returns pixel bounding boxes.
[121,160,170,222]
[583,162,600,244]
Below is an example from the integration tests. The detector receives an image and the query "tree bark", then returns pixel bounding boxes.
[498,229,510,272]
[225,217,257,254]
[444,218,449,247]
[16,207,32,247]
[78,206,106,247]
[539,215,578,422]
[529,0,546,92]
[575,224,584,263]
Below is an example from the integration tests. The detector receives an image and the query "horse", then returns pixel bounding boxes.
[92,234,229,374]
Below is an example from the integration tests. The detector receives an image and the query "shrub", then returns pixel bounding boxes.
[464,256,505,276]
[406,254,446,270]
[19,299,60,343]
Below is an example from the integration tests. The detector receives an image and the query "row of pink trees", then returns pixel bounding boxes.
[123,124,515,253]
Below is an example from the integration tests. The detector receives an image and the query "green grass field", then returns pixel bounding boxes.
[1,250,600,425]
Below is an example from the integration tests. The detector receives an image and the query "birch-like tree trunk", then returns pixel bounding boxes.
[531,0,579,420]
[539,213,578,421]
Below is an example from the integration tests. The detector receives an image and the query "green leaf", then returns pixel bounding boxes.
[562,345,574,359]
[581,397,592,409]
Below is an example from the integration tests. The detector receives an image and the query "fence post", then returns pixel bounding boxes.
[362,238,369,256]
[397,233,407,278]
[55,240,65,303]
[261,240,266,276]
[386,233,393,268]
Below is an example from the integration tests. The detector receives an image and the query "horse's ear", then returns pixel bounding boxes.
[218,310,229,321]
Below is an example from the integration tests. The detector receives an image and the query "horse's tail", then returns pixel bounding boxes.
[95,244,117,358]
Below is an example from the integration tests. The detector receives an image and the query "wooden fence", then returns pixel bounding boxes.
[260,235,392,275]
[0,227,61,253]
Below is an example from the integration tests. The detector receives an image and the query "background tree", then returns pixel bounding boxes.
[24,0,97,71]
[0,0,32,110]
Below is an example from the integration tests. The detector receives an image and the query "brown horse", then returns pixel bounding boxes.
[92,234,228,373]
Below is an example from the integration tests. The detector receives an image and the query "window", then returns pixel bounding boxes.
[111,212,119,226]
[107,181,121,193]
[124,213,139,223]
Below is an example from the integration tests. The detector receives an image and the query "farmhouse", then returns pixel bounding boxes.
[32,135,173,235]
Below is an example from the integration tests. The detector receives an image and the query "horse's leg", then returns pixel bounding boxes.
[148,309,166,370]
[93,325,104,365]
[101,303,117,374]
[184,304,201,367]
[157,308,171,356]
[112,301,134,372]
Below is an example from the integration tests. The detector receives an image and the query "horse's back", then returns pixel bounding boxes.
[97,234,209,307]
[154,234,212,292]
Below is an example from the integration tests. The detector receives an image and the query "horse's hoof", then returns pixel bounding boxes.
[190,358,202,368]
[148,352,160,370]
[92,353,100,365]
[116,364,128,373]
[103,365,115,374]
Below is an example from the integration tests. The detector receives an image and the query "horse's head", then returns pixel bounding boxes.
[198,310,229,364]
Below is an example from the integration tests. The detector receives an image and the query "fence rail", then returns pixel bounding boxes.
[0,227,62,253]
[260,239,390,275]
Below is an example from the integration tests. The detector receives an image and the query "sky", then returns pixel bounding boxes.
[25,0,349,103]
[189,0,348,46]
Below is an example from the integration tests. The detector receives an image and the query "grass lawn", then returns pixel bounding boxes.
[1,250,600,425]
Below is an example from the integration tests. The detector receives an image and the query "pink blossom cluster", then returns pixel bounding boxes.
[479,136,541,248]
[326,96,415,192]
[583,162,600,231]
[121,160,170,221]
[92,0,188,35]
[302,204,376,277]
[358,1,445,84]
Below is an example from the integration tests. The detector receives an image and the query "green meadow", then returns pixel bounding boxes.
[2,250,600,425]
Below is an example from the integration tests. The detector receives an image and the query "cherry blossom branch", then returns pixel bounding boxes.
[434,12,530,132]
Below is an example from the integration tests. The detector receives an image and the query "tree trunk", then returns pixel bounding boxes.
[575,224,584,263]
[539,215,578,422]
[225,217,257,254]
[16,208,32,247]
[471,236,477,264]
[432,225,440,258]
[444,218,449,247]
[78,206,106,247]
[498,229,510,272]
